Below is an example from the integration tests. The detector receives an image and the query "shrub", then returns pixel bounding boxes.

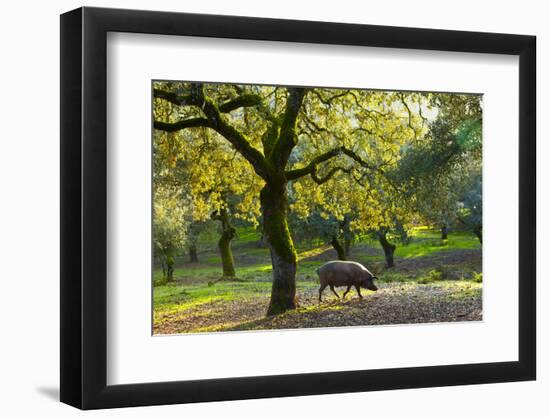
[382,272,410,283]
[153,276,167,287]
[472,272,483,283]
[418,269,443,284]
[428,269,443,281]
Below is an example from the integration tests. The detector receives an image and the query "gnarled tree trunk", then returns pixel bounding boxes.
[212,208,237,278]
[166,255,175,282]
[378,230,396,268]
[261,183,297,316]
[441,225,448,240]
[342,215,352,257]
[473,225,482,244]
[189,244,199,263]
[331,236,347,260]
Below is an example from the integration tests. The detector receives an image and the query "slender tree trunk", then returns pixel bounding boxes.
[214,208,236,278]
[344,236,352,258]
[378,231,396,268]
[441,225,448,240]
[342,216,352,257]
[261,182,297,316]
[331,236,347,260]
[189,244,199,263]
[256,228,268,248]
[473,225,482,244]
[161,259,167,280]
[166,255,175,282]
[219,234,236,277]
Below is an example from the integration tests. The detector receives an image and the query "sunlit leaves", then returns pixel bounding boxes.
[153,183,189,258]
[152,81,483,256]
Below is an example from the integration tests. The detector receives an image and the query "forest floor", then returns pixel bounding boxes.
[153,228,483,334]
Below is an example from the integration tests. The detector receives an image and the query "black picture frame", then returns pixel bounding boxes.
[60,6,536,410]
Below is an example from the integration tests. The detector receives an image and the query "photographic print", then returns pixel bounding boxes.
[152,81,482,335]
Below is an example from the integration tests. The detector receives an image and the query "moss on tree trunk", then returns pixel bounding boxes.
[261,183,297,316]
[219,234,236,277]
[165,255,175,282]
[473,225,482,244]
[189,244,198,263]
[342,215,352,257]
[212,208,237,278]
[378,231,396,268]
[331,236,347,260]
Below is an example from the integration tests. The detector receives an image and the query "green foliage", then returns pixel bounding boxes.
[472,272,483,283]
[418,269,444,284]
[392,228,480,258]
[458,174,482,241]
[153,182,189,279]
[390,98,482,239]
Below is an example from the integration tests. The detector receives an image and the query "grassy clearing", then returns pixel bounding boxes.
[397,228,481,257]
[153,227,482,334]
[153,279,482,334]
[156,227,481,283]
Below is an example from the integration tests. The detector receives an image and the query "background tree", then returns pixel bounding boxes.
[186,220,214,263]
[288,210,354,260]
[154,95,262,279]
[291,144,415,268]
[392,96,482,242]
[458,174,483,243]
[153,183,189,283]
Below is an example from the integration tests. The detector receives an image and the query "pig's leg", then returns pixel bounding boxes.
[354,285,363,298]
[329,285,340,299]
[319,283,327,302]
[342,285,352,298]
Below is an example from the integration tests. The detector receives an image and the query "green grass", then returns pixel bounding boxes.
[153,225,482,332]
[235,226,261,243]
[393,228,480,258]
[438,280,482,300]
[155,227,481,285]
[154,280,320,320]
[417,269,443,284]
[155,282,270,314]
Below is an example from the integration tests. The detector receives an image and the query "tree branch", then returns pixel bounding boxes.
[311,89,350,105]
[154,88,264,113]
[269,88,307,168]
[341,148,378,171]
[261,120,280,159]
[153,89,200,106]
[285,147,343,180]
[311,166,352,184]
[399,93,420,139]
[153,84,271,180]
[195,85,272,180]
[285,145,385,184]
[218,94,263,113]
[302,112,328,133]
[153,118,210,132]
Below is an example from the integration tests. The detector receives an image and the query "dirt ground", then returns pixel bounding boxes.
[154,280,482,334]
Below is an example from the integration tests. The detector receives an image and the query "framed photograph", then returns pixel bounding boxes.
[60,6,536,410]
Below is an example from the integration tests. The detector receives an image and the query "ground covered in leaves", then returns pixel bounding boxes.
[154,280,481,334]
[153,229,482,334]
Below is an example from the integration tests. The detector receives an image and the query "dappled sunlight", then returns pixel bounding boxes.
[154,265,482,334]
[297,245,333,261]
[152,81,482,333]
[153,227,482,334]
